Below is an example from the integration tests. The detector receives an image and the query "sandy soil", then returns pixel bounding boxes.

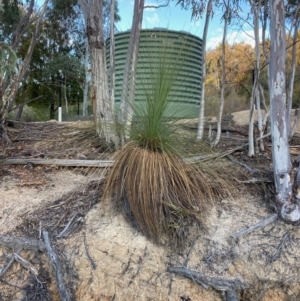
[1,113,300,301]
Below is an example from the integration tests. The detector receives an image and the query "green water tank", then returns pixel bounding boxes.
[106,28,202,118]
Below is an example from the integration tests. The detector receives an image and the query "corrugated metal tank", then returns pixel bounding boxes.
[106,28,202,118]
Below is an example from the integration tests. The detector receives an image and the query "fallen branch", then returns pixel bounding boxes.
[2,158,114,168]
[168,266,247,298]
[14,253,38,275]
[83,232,97,270]
[267,231,290,265]
[0,248,22,278]
[57,215,83,239]
[185,144,248,164]
[226,155,261,175]
[0,234,46,252]
[42,230,71,301]
[232,214,278,240]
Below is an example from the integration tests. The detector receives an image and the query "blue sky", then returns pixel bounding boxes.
[117,0,261,50]
[34,0,261,50]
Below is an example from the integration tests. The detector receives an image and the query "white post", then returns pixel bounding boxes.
[58,107,62,122]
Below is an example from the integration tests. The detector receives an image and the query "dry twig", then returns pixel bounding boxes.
[0,235,46,252]
[83,232,97,270]
[168,266,248,297]
[42,230,71,301]
[232,214,278,240]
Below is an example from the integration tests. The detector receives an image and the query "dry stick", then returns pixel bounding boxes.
[232,214,278,240]
[184,144,248,164]
[3,144,248,168]
[14,253,38,275]
[226,154,274,183]
[0,234,46,252]
[267,231,290,265]
[0,248,22,277]
[2,158,114,168]
[168,266,248,292]
[83,232,97,270]
[56,213,78,239]
[226,154,261,175]
[42,230,71,301]
[183,236,199,268]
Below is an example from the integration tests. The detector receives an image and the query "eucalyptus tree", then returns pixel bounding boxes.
[231,0,269,155]
[118,0,145,145]
[176,0,216,141]
[211,0,233,147]
[286,1,300,136]
[269,0,300,222]
[247,0,263,156]
[79,0,119,146]
[0,0,49,142]
[8,0,87,121]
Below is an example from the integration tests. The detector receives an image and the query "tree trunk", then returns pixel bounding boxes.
[83,0,118,146]
[118,0,144,145]
[63,76,68,115]
[269,0,300,222]
[196,0,213,141]
[109,0,115,105]
[82,38,89,117]
[248,0,263,156]
[0,0,49,142]
[287,6,300,137]
[211,0,229,147]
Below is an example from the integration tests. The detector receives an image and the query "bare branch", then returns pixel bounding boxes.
[42,230,72,301]
[144,0,170,9]
[232,214,278,240]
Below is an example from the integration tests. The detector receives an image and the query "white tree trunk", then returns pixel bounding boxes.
[196,0,213,141]
[63,76,68,115]
[82,38,89,117]
[287,8,300,137]
[269,0,300,222]
[211,0,229,147]
[248,0,263,156]
[109,0,115,104]
[118,0,144,145]
[81,0,118,146]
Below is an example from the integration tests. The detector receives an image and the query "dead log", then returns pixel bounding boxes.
[2,158,114,168]
[0,234,46,252]
[42,230,71,301]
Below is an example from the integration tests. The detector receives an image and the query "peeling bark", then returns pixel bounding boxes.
[269,0,299,222]
[81,0,118,146]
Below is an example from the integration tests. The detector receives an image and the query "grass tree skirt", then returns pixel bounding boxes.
[103,142,234,247]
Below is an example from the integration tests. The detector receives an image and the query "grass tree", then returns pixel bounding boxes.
[103,48,234,245]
